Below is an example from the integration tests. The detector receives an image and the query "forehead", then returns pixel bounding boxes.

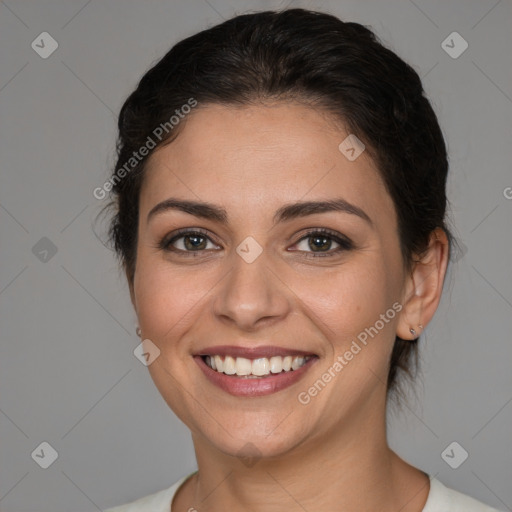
[140,103,394,224]
[148,102,355,169]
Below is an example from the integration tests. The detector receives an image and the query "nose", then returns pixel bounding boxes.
[212,249,291,331]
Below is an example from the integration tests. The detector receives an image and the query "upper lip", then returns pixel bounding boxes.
[195,345,317,359]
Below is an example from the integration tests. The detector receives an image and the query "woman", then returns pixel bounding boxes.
[104,9,500,512]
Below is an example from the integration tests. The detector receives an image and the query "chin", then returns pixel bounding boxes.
[199,421,312,463]
[167,394,316,461]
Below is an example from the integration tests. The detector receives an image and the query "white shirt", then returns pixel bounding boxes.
[104,473,501,511]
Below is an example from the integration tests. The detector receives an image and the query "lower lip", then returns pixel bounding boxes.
[194,356,318,397]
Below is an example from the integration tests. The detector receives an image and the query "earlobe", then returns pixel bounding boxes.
[396,228,450,340]
[408,324,424,339]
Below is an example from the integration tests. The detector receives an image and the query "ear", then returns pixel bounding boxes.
[396,228,450,340]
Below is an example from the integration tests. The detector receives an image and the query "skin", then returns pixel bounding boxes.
[128,102,449,511]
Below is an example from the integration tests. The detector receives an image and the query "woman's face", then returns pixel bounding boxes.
[131,102,409,458]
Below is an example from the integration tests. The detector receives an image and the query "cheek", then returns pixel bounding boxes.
[294,261,396,344]
[293,262,400,409]
[133,256,193,344]
[297,263,402,405]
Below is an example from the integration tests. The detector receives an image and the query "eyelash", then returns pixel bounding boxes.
[158,228,354,258]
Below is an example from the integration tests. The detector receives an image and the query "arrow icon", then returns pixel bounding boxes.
[31,32,59,59]
[339,134,365,161]
[441,441,468,469]
[441,32,468,59]
[31,441,58,468]
[236,236,263,263]
[32,237,58,262]
[134,339,160,366]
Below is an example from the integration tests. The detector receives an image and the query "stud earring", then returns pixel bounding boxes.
[418,324,424,330]
[135,326,142,337]
[409,328,417,337]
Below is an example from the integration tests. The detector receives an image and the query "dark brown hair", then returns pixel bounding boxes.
[104,8,452,400]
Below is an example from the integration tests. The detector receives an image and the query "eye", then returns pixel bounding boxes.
[158,228,353,258]
[290,229,353,257]
[160,229,220,254]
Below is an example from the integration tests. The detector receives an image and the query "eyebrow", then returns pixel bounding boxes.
[146,197,372,226]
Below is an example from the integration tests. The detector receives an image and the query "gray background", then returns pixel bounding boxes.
[1,0,511,510]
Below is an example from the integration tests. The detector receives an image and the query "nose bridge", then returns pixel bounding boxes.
[213,246,289,329]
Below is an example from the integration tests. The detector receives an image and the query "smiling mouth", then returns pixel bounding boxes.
[201,354,316,378]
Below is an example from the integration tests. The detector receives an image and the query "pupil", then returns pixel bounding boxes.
[310,236,330,251]
[185,235,205,250]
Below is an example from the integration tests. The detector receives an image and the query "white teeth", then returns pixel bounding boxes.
[214,355,224,373]
[204,354,312,376]
[291,356,305,370]
[270,356,282,374]
[223,356,236,375]
[252,358,270,376]
[235,357,252,376]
